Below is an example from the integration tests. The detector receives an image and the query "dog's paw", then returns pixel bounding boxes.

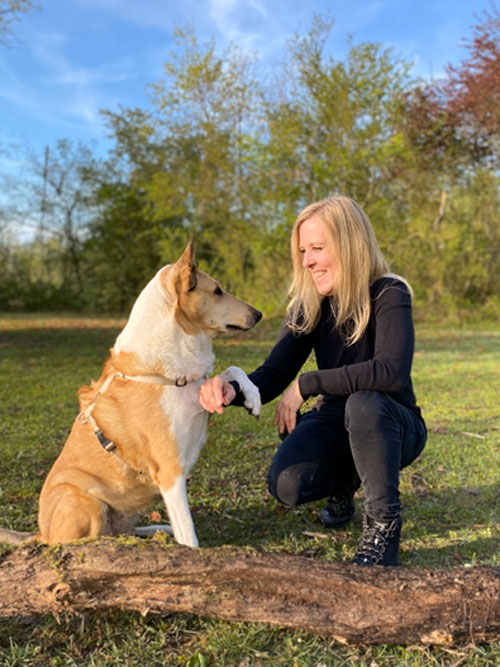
[221,365,261,417]
[241,382,261,417]
[134,524,174,538]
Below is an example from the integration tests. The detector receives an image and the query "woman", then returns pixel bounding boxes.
[199,195,427,566]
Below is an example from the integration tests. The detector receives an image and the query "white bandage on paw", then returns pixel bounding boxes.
[221,366,261,417]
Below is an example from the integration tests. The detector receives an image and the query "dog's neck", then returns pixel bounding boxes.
[113,273,214,382]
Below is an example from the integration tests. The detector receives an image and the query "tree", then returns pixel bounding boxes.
[440,4,500,153]
[101,29,266,306]
[258,16,414,290]
[3,140,98,305]
[82,171,163,313]
[402,4,500,171]
[0,0,36,45]
[264,16,411,205]
[394,5,500,314]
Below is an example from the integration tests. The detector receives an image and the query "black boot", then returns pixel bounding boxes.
[352,514,402,566]
[319,490,355,528]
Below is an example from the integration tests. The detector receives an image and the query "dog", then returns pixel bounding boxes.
[0,239,261,547]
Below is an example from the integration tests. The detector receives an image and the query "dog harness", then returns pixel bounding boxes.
[78,371,203,456]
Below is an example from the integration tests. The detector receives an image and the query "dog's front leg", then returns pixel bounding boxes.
[161,475,199,547]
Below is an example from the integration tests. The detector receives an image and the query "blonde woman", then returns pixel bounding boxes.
[199,195,427,566]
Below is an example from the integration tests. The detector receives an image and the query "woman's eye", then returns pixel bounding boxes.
[214,286,223,296]
[313,247,323,252]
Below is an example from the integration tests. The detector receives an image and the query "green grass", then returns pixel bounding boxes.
[0,314,499,665]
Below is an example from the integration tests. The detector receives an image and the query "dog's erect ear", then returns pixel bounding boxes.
[175,237,197,292]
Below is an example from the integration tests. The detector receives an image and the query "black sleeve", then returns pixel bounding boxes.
[232,322,315,406]
[298,285,414,398]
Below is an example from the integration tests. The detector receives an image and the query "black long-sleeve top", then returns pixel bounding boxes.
[233,277,423,421]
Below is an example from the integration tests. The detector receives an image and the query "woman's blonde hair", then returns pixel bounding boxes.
[287,195,400,345]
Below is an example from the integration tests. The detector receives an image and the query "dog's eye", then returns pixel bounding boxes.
[214,286,223,296]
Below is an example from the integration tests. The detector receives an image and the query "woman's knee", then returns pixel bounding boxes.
[267,461,316,507]
[345,391,389,432]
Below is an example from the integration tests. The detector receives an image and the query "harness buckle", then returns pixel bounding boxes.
[96,429,116,452]
[175,377,188,387]
[78,411,89,425]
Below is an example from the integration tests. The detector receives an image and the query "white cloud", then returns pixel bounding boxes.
[49,57,140,87]
[0,23,152,138]
[75,0,189,34]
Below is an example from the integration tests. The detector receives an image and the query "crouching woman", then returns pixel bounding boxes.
[199,195,427,566]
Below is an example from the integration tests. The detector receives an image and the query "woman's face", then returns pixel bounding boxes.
[298,215,337,295]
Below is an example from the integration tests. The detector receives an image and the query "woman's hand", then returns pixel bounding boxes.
[274,379,304,435]
[198,375,236,414]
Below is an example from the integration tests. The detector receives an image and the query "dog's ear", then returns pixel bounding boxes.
[175,237,197,292]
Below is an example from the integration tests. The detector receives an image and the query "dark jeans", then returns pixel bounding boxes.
[267,390,427,522]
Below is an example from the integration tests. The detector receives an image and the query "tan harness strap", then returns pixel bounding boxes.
[77,371,204,458]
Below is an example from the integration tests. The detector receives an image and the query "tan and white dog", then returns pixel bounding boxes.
[0,240,261,547]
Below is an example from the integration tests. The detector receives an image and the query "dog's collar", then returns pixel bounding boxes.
[117,372,192,387]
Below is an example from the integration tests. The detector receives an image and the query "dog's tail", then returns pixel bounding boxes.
[0,528,39,546]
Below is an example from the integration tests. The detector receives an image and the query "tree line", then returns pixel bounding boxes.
[1,11,500,321]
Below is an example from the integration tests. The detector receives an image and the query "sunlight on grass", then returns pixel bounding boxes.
[0,315,499,664]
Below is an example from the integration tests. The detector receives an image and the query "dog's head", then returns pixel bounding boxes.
[161,239,262,337]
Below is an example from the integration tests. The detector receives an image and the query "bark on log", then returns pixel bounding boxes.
[0,539,499,646]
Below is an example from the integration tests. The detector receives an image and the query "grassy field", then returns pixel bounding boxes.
[0,314,499,665]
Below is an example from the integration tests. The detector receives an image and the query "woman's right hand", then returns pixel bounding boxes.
[198,375,236,414]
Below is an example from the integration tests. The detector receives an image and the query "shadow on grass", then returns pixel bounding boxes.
[1,490,498,570]
[192,482,500,568]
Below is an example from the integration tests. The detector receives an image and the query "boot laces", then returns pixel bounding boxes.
[354,518,399,565]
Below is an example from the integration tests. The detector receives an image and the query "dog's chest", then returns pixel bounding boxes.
[160,380,209,473]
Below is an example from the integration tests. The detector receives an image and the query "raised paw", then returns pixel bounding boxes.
[221,365,261,417]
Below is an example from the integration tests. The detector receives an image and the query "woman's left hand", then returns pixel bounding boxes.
[274,379,304,435]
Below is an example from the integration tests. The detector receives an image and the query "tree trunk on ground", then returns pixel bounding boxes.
[0,540,498,646]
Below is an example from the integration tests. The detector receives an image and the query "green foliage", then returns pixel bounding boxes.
[82,179,163,313]
[2,16,500,321]
[264,17,411,207]
[0,237,82,311]
[0,315,499,663]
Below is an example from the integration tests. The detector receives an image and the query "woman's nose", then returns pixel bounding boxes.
[303,250,314,268]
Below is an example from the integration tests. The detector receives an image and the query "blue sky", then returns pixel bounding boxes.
[0,0,493,168]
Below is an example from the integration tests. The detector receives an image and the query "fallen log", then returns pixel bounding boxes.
[0,538,498,646]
